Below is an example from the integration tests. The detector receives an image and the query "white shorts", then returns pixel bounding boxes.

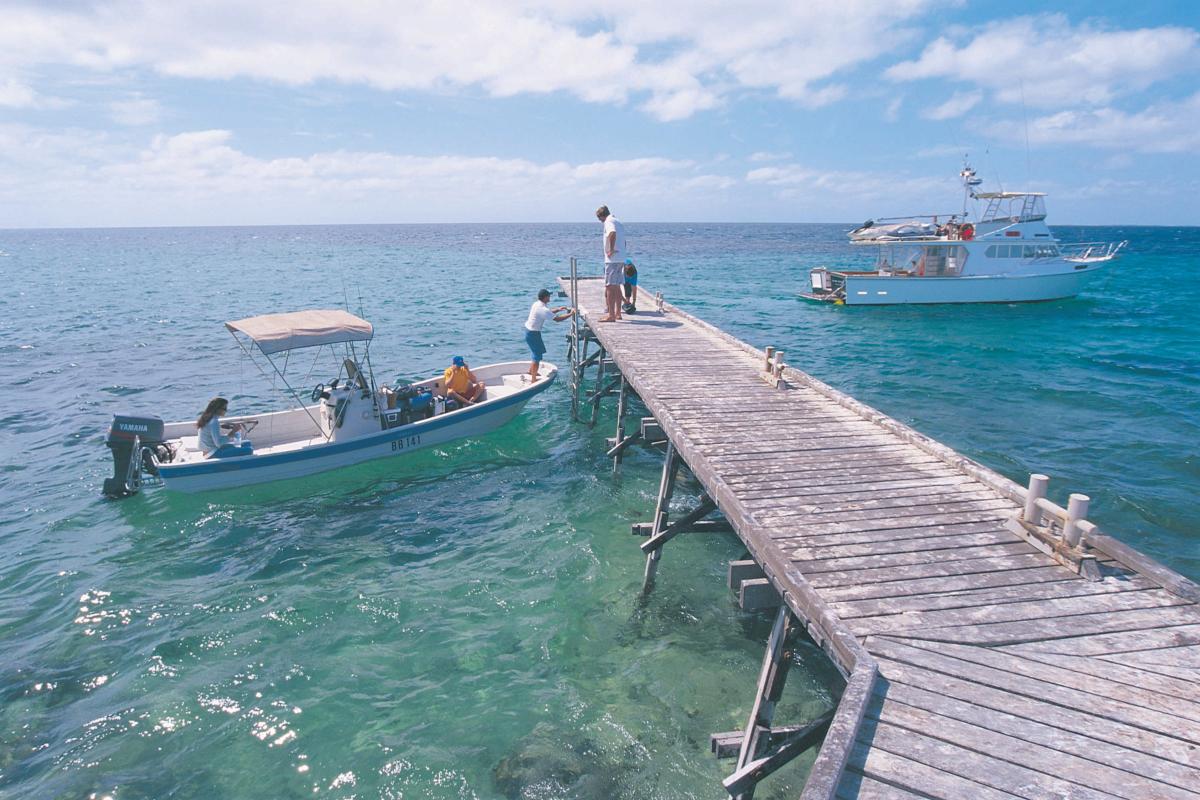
[604,262,624,286]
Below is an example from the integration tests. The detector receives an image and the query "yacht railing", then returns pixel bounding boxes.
[1059,240,1127,262]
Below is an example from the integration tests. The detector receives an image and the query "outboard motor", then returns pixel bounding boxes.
[103,415,166,497]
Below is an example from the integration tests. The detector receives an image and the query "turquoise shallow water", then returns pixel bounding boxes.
[0,223,1196,798]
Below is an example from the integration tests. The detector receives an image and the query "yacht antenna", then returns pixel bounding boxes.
[983,147,1002,194]
[1020,80,1031,186]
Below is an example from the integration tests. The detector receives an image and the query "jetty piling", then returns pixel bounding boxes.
[560,273,1200,800]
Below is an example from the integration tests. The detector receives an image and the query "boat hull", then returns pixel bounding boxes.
[156,367,555,493]
[805,264,1104,305]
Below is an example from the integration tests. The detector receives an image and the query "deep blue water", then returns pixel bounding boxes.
[0,223,1196,798]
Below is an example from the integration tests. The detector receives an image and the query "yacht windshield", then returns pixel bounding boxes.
[878,244,968,277]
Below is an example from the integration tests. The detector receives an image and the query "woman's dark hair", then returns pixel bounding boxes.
[197,397,228,429]
[537,289,551,300]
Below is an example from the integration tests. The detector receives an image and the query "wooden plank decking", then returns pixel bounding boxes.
[560,276,1200,800]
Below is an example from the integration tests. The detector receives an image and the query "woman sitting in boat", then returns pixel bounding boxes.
[442,356,485,406]
[197,397,252,458]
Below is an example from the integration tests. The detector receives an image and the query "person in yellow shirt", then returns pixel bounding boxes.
[443,355,485,406]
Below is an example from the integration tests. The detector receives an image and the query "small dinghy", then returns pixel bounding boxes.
[102,309,555,495]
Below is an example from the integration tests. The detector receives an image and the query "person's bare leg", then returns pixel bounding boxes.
[529,360,540,380]
[469,382,485,403]
[600,285,617,321]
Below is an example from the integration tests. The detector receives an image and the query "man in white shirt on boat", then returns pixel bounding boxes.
[595,205,627,322]
[524,288,573,381]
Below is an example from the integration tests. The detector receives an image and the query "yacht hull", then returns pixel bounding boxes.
[805,264,1104,306]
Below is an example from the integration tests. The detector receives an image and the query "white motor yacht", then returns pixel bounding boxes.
[802,164,1126,305]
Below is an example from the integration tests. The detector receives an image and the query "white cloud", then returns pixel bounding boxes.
[745,162,953,202]
[988,93,1200,154]
[0,77,38,108]
[0,76,70,109]
[888,15,1199,108]
[109,95,161,126]
[0,127,739,224]
[923,90,981,120]
[0,0,947,121]
[884,96,903,122]
[748,151,792,163]
[915,143,968,159]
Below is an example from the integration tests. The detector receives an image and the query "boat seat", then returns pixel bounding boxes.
[179,435,201,453]
[344,358,369,390]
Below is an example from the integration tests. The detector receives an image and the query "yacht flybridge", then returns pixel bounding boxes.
[802,164,1126,305]
[102,310,555,495]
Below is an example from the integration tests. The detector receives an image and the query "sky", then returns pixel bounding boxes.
[0,0,1197,227]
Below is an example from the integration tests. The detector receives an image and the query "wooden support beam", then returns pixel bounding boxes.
[633,518,731,537]
[710,724,813,759]
[585,376,620,405]
[642,442,680,593]
[728,560,765,589]
[722,711,834,796]
[606,431,642,459]
[732,605,795,799]
[588,346,608,429]
[738,578,781,612]
[612,377,629,472]
[640,497,717,553]
[640,417,667,443]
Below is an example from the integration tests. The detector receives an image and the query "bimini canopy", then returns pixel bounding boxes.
[226,309,373,355]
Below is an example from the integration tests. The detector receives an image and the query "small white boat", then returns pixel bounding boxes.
[102,310,556,494]
[802,163,1126,305]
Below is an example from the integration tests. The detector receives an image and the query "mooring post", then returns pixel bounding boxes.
[1063,493,1090,548]
[1023,473,1049,525]
[613,377,628,473]
[642,441,680,593]
[763,346,775,373]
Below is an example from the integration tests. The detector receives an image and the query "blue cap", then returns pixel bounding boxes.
[452,355,465,367]
[625,258,634,265]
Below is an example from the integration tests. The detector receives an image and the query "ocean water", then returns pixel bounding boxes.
[0,223,1196,799]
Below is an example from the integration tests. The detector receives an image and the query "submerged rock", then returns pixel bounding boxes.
[493,722,624,800]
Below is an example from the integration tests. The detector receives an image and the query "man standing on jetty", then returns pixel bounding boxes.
[595,205,627,322]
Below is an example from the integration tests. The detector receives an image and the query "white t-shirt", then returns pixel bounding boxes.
[603,216,626,264]
[525,301,554,331]
[198,416,230,454]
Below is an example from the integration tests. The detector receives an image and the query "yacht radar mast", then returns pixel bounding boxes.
[959,157,983,217]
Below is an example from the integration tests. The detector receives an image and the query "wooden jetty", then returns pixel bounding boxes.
[557,270,1200,800]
